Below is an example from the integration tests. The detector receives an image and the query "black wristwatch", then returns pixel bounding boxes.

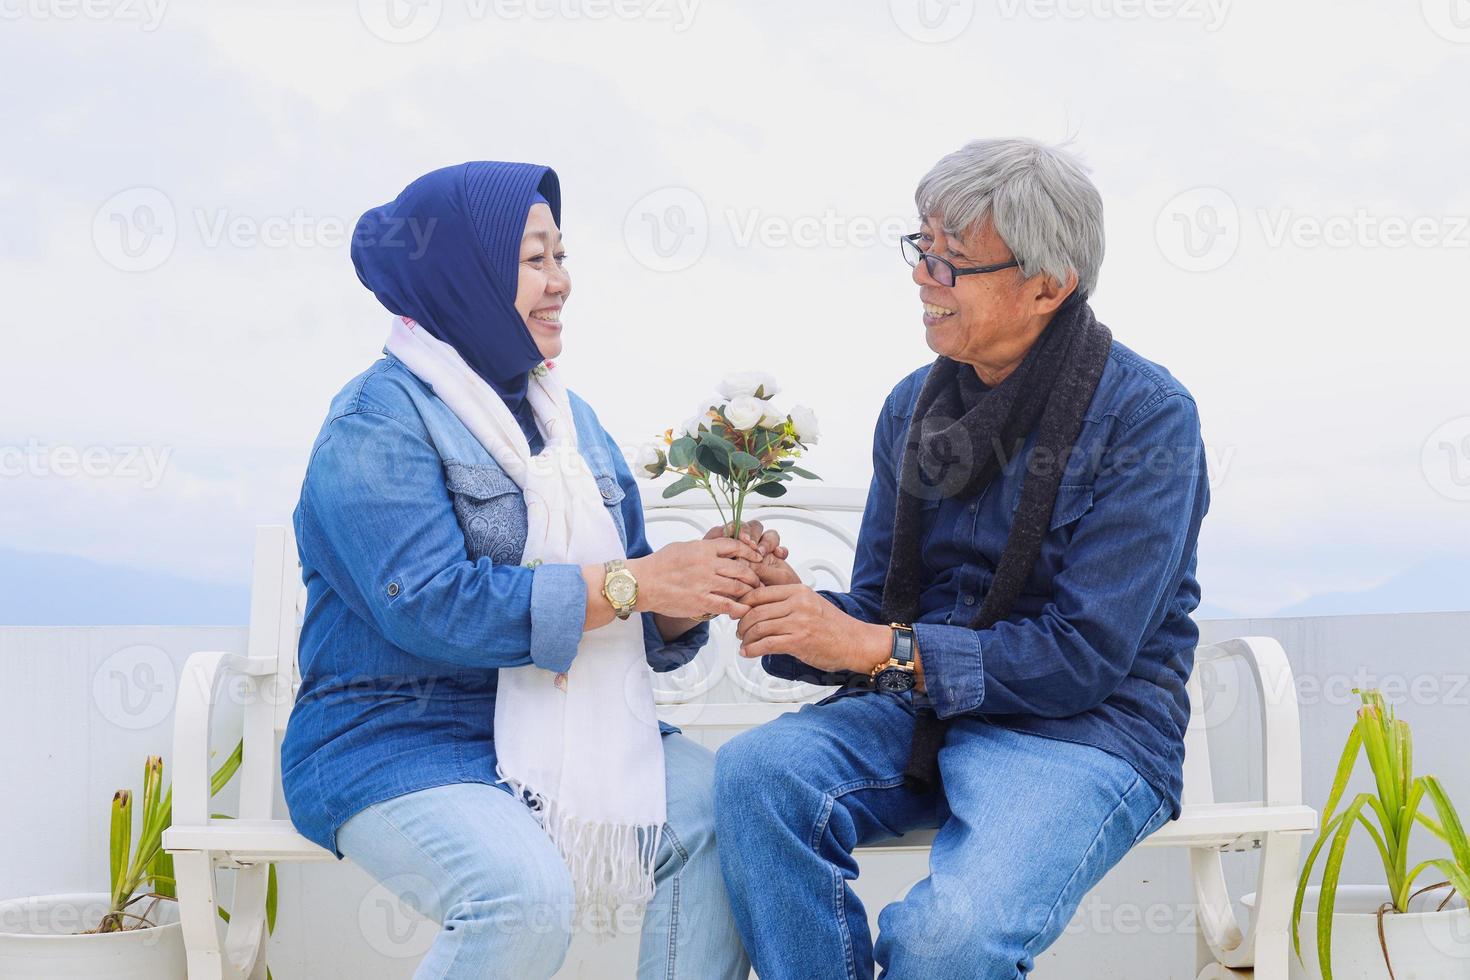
[869,624,918,694]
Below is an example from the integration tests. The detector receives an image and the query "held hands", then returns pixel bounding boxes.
[630,536,764,620]
[706,521,804,588]
[630,520,786,621]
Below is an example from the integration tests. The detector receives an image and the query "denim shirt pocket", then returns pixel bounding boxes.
[1009,481,1095,594]
[1047,483,1095,531]
[1006,480,1095,530]
[594,473,629,551]
[443,461,527,566]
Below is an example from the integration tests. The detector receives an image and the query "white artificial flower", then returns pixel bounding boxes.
[759,405,787,429]
[724,396,765,431]
[789,405,820,443]
[717,371,780,402]
[633,444,663,479]
[679,413,707,438]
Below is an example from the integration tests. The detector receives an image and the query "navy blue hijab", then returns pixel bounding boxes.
[352,161,562,413]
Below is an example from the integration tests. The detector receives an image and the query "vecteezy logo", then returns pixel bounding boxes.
[92,187,177,272]
[890,0,975,42]
[1422,416,1470,501]
[1154,186,1240,272]
[358,0,443,43]
[360,873,440,958]
[622,187,709,272]
[1422,0,1470,42]
[1192,655,1240,732]
[92,645,176,730]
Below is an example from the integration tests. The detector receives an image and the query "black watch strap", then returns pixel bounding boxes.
[890,624,916,668]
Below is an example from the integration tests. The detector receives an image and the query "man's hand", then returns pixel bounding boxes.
[703,519,788,562]
[733,584,891,675]
[751,554,802,587]
[705,519,800,586]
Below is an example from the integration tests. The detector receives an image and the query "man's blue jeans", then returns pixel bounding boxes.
[714,690,1172,979]
[336,733,749,980]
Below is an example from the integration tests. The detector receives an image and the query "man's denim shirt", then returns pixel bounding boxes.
[280,353,708,858]
[764,339,1210,820]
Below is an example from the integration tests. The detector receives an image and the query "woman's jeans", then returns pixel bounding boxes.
[713,690,1174,980]
[337,732,749,980]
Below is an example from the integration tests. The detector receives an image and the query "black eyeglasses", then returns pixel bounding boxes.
[900,233,1019,287]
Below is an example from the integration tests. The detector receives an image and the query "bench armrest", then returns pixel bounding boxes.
[169,650,277,830]
[1213,636,1304,808]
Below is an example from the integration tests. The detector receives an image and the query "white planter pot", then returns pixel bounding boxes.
[1284,884,1470,980]
[0,892,187,980]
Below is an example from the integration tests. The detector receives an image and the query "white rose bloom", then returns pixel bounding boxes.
[759,405,787,429]
[790,405,820,443]
[633,444,663,479]
[717,371,780,401]
[680,413,707,438]
[724,396,765,431]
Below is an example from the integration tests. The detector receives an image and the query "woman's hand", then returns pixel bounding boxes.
[705,519,800,586]
[629,537,765,620]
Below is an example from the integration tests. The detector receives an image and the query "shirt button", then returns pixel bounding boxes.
[969,502,978,513]
[386,582,400,598]
[963,594,976,606]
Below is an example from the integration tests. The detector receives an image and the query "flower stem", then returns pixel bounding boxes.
[700,474,729,532]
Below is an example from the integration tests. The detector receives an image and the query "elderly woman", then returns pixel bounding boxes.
[715,138,1210,978]
[281,161,757,979]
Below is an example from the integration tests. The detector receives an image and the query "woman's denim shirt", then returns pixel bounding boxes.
[280,353,707,858]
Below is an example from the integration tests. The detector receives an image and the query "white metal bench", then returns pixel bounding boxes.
[162,488,1316,979]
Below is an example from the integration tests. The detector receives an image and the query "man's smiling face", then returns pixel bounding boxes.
[911,212,1079,385]
[912,214,1034,368]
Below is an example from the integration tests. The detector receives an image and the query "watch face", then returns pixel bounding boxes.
[875,667,916,694]
[607,576,637,606]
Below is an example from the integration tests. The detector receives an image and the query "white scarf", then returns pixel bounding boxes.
[385,316,665,912]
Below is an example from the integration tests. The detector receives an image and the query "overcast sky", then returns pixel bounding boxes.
[2,0,1468,619]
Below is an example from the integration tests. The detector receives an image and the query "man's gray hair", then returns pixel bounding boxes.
[915,138,1105,296]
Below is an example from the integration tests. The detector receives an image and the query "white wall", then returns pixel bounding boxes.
[4,612,1469,978]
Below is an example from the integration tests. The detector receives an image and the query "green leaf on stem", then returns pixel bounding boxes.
[668,438,697,469]
[696,445,731,478]
[729,451,762,473]
[752,482,788,498]
[662,475,700,498]
[702,431,735,456]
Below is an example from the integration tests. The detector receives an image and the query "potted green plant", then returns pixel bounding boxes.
[1291,690,1470,979]
[0,740,279,980]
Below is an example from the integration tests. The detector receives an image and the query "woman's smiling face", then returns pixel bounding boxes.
[515,202,570,360]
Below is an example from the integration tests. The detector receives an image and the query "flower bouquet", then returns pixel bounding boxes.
[637,372,821,535]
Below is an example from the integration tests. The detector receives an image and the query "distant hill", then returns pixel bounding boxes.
[0,548,249,626]
[1194,600,1245,620]
[1271,556,1470,619]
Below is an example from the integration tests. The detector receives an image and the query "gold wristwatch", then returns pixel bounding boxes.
[601,559,639,620]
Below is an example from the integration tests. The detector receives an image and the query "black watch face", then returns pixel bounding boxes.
[874,667,916,694]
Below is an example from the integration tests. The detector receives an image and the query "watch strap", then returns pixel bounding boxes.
[889,624,916,668]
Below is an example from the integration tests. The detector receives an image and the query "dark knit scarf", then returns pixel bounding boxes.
[880,292,1113,794]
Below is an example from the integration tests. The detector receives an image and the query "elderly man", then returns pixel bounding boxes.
[715,138,1210,979]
